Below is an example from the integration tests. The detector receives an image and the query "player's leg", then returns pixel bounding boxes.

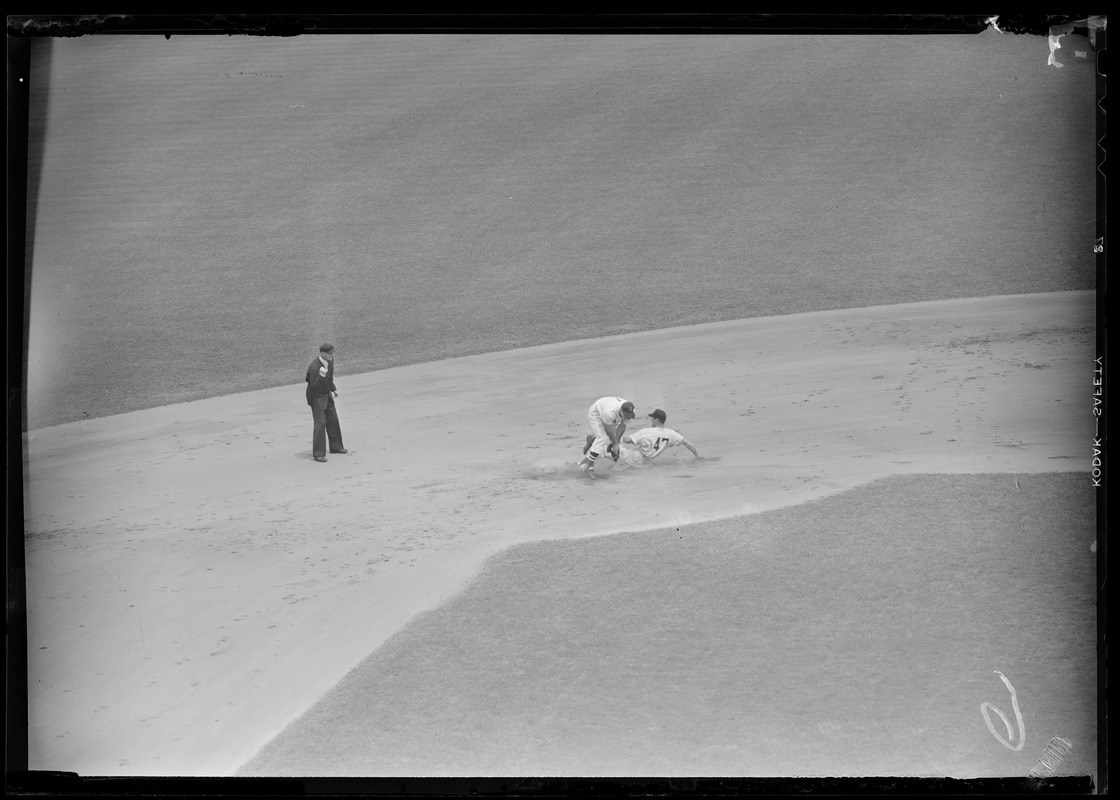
[325,399,346,454]
[577,412,598,466]
[310,398,328,461]
[617,444,647,469]
[606,424,622,460]
[578,419,611,476]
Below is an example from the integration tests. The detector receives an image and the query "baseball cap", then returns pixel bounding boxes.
[621,401,636,418]
[319,343,335,353]
[649,409,667,423]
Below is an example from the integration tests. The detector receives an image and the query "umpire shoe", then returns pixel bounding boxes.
[314,456,328,462]
[331,448,349,454]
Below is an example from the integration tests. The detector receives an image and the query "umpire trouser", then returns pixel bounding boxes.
[309,394,344,458]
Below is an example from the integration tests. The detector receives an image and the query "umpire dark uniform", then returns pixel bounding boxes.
[306,343,346,462]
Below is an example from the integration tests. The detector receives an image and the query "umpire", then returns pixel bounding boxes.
[305,343,347,462]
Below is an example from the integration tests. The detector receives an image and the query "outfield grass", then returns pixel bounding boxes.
[240,471,1096,777]
[25,32,1096,429]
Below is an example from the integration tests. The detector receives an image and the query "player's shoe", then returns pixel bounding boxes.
[578,462,600,480]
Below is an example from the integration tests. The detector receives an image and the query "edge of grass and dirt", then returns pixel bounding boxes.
[240,471,1097,778]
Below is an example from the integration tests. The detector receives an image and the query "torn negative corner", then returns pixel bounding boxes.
[1046,17,1105,67]
[985,16,1003,34]
[1047,32,1065,68]
[1049,16,1107,49]
[1087,15,1106,47]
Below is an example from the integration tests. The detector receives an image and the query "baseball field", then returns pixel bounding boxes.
[20,30,1100,780]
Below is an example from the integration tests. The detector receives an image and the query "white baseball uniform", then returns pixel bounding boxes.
[586,396,631,456]
[618,426,686,468]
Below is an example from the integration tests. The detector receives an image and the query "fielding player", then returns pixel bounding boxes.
[576,396,637,479]
[615,408,703,468]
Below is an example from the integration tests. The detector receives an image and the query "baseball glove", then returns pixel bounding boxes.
[609,443,620,461]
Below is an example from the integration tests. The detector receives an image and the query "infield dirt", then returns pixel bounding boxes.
[24,291,1096,776]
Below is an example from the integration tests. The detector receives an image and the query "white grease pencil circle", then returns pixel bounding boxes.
[980,670,1026,751]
